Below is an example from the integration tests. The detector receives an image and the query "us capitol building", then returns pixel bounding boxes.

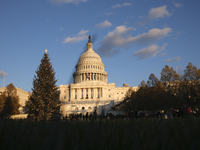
[59,36,137,116]
[0,36,137,118]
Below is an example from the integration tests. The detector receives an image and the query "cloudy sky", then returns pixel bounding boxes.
[0,0,200,92]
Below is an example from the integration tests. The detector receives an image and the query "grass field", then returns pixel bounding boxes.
[0,118,200,150]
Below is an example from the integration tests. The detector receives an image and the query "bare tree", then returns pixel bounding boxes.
[147,73,159,87]
[160,65,179,83]
[183,62,199,80]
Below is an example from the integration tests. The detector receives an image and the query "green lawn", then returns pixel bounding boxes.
[0,118,200,150]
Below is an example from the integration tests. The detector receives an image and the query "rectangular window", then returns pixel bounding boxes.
[82,89,83,99]
[91,89,93,99]
[98,89,100,98]
[64,96,66,99]
[86,89,88,99]
[75,89,77,99]
[94,74,96,80]
[91,74,93,80]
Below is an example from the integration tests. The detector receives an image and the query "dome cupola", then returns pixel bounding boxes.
[73,36,108,84]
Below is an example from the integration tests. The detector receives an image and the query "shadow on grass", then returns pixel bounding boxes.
[0,118,200,150]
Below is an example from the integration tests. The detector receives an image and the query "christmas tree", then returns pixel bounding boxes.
[26,50,60,120]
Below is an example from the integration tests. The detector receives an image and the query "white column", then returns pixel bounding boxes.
[84,88,86,99]
[71,88,74,99]
[77,88,80,99]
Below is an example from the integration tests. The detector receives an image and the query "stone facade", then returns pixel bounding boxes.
[0,87,30,113]
[60,37,137,116]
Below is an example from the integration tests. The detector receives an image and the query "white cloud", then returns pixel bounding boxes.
[105,12,114,16]
[77,29,89,35]
[161,52,167,56]
[174,2,183,8]
[62,29,89,43]
[97,25,171,57]
[148,5,171,20]
[0,71,8,78]
[138,5,171,25]
[133,44,167,60]
[165,57,181,62]
[112,2,132,8]
[48,0,87,4]
[95,20,112,29]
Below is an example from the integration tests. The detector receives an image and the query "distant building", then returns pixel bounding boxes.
[0,87,30,114]
[60,36,138,116]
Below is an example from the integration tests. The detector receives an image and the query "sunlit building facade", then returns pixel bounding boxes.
[60,36,137,116]
[0,87,30,114]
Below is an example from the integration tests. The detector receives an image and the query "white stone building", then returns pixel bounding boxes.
[60,36,137,116]
[0,87,30,114]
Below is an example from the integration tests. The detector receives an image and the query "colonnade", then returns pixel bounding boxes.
[74,73,107,83]
[76,64,104,71]
[70,87,104,100]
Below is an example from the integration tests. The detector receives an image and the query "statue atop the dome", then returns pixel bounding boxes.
[88,35,91,43]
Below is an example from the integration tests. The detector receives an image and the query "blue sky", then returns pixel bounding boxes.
[0,0,200,92]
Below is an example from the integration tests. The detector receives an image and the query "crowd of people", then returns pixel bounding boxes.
[61,106,199,121]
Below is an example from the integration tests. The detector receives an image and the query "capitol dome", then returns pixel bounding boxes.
[73,36,108,84]
[78,50,102,64]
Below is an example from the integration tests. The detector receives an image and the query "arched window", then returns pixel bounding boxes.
[82,107,85,110]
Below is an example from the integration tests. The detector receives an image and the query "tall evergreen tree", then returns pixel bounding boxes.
[26,50,60,120]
